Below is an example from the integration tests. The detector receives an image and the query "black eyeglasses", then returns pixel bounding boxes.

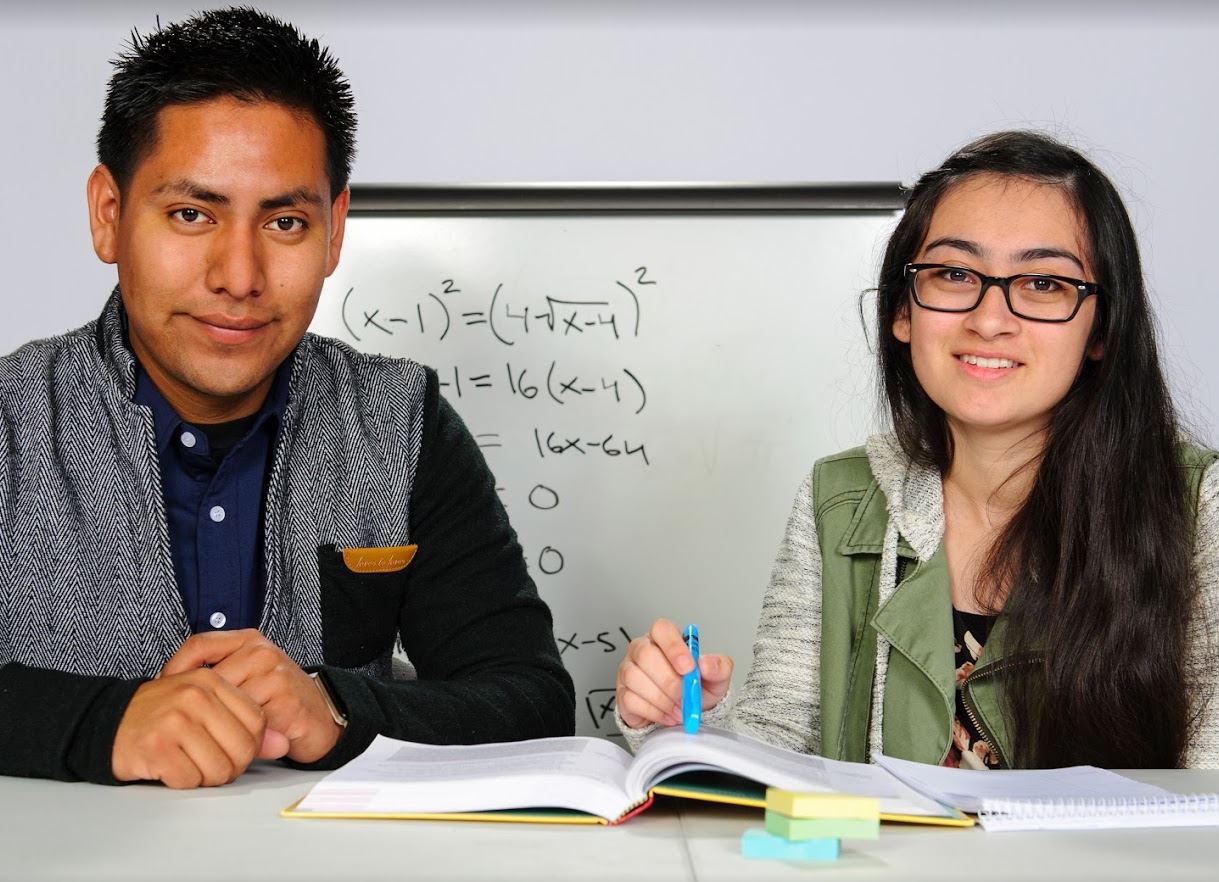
[904,263,1101,323]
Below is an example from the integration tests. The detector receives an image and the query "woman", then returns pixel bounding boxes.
[615,131,1219,770]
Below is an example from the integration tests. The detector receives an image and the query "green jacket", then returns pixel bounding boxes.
[812,441,1219,767]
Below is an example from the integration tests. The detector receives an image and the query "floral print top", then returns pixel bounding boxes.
[944,607,1001,770]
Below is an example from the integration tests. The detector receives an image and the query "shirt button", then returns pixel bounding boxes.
[180,431,196,449]
[209,505,226,522]
[209,611,227,629]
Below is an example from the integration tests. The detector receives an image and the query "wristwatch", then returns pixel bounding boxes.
[309,671,349,729]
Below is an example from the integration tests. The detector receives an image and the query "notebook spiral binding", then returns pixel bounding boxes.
[977,793,1219,831]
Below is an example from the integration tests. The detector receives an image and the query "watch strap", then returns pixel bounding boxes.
[309,671,349,728]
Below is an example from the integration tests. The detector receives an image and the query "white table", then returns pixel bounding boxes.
[677,770,1219,881]
[1,766,1215,881]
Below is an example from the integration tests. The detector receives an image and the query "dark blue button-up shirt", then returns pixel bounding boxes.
[134,362,290,633]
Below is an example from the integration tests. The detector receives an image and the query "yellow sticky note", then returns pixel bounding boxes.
[764,788,880,820]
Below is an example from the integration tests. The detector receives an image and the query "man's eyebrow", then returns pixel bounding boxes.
[153,179,228,205]
[150,181,324,211]
[1013,247,1086,274]
[260,188,325,211]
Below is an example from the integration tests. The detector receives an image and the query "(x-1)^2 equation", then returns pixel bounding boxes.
[339,267,656,347]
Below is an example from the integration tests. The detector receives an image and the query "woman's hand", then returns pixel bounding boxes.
[615,618,733,729]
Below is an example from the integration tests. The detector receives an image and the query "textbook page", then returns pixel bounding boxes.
[630,727,954,819]
[875,753,1172,813]
[294,735,637,820]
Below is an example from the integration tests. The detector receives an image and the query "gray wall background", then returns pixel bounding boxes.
[3,0,1216,438]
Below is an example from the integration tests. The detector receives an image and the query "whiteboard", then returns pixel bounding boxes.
[309,186,902,740]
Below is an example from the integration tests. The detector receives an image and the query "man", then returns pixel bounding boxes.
[0,7,573,789]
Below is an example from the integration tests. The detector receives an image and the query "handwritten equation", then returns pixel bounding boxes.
[565,625,635,737]
[436,361,647,414]
[335,265,664,741]
[340,267,656,348]
[473,429,652,466]
[558,626,634,656]
[583,688,622,736]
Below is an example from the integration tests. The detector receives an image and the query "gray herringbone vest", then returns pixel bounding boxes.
[0,292,426,679]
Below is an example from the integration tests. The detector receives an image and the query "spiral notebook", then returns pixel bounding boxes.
[875,754,1219,832]
[976,794,1219,832]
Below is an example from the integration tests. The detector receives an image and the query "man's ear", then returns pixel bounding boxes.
[892,301,912,344]
[87,164,122,265]
[324,186,351,277]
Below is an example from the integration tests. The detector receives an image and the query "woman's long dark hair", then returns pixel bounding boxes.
[876,131,1197,768]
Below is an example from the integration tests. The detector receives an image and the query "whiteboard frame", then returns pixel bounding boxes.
[349,182,907,214]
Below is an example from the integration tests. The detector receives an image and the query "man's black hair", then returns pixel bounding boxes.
[97,6,356,200]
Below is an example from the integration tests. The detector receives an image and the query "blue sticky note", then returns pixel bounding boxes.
[740,828,840,861]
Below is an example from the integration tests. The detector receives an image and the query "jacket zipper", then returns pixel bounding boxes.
[957,655,1039,770]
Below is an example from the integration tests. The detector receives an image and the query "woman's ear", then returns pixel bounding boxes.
[892,301,912,343]
[1087,340,1104,361]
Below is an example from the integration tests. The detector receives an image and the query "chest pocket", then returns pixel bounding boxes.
[317,544,416,667]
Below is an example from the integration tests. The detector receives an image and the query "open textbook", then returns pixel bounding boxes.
[285,726,965,825]
[284,725,1208,828]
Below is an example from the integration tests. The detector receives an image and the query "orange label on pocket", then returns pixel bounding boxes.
[341,545,417,574]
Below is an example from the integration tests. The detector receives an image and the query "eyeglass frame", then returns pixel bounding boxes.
[903,262,1102,323]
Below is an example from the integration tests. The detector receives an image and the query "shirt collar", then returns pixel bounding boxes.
[133,358,293,459]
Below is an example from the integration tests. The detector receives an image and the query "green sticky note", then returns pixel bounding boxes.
[765,809,880,840]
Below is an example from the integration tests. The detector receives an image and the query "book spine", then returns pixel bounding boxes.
[611,794,655,826]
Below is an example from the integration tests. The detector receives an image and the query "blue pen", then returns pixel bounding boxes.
[682,624,701,734]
